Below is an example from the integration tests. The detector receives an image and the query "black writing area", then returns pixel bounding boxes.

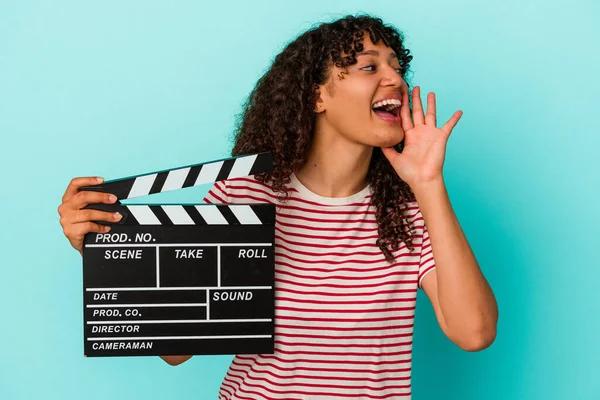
[159,246,218,287]
[82,223,275,357]
[84,247,157,288]
[220,246,274,286]
[210,289,272,319]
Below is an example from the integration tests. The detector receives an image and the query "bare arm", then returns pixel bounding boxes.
[414,178,498,351]
[159,355,193,366]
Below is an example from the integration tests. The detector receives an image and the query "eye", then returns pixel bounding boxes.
[361,64,403,74]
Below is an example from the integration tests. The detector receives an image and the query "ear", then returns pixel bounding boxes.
[314,98,325,113]
[313,84,326,113]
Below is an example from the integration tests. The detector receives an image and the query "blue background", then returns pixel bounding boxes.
[1,0,598,399]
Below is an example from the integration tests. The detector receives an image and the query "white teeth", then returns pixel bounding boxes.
[372,98,402,109]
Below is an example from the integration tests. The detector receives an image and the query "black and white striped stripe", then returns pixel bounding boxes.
[121,204,274,226]
[81,152,272,201]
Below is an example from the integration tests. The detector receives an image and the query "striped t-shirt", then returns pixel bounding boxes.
[202,172,436,400]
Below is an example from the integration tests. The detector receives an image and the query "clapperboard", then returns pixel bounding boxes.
[79,152,275,357]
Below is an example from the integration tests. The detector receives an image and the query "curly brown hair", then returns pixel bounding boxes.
[229,14,418,263]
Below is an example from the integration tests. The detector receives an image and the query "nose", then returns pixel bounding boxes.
[381,65,404,88]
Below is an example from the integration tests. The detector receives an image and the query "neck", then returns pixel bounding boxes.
[294,124,372,198]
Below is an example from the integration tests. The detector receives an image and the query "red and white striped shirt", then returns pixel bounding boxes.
[203,173,435,400]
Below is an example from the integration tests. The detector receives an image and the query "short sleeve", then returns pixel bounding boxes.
[202,180,229,204]
[418,219,436,290]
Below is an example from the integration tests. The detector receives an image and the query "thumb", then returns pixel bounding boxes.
[381,146,401,164]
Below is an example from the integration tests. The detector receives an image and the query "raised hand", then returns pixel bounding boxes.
[381,86,463,188]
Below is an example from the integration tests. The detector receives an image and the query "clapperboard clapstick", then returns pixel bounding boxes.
[78,152,276,357]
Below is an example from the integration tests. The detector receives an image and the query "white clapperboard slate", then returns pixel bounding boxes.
[78,152,275,357]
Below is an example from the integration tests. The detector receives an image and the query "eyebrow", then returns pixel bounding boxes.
[356,50,398,59]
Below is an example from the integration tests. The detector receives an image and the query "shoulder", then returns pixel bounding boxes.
[203,174,284,204]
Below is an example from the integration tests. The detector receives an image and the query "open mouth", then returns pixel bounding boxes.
[371,99,401,119]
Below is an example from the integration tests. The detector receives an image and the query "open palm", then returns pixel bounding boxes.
[381,86,463,188]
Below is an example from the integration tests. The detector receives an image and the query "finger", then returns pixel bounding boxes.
[400,92,413,131]
[65,209,122,225]
[62,176,104,203]
[65,221,111,239]
[425,92,437,127]
[440,110,463,136]
[412,86,425,125]
[67,191,118,212]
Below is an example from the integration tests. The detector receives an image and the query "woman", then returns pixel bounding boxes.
[58,14,498,399]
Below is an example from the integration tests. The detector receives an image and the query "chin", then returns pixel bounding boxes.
[372,131,404,148]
